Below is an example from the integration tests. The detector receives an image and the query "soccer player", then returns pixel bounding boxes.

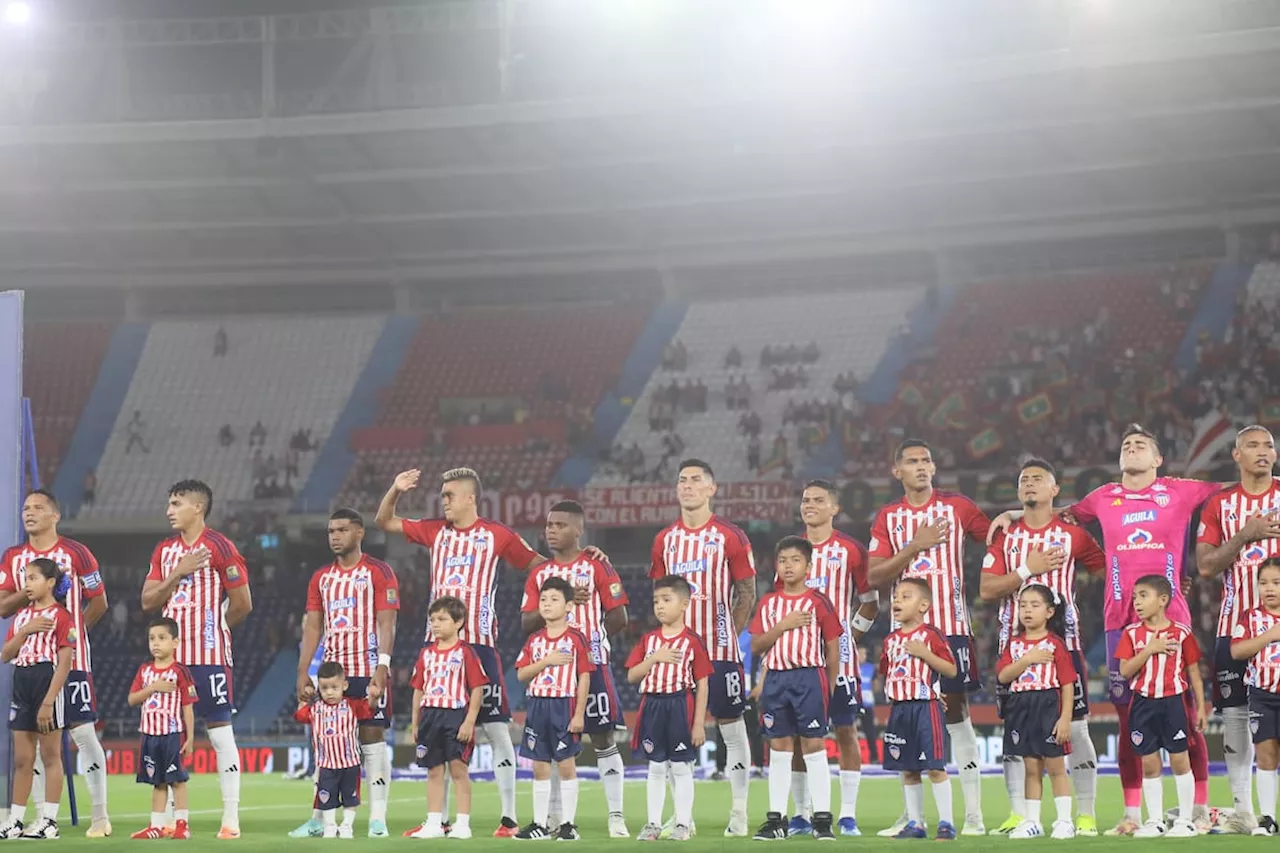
[978,459,1105,836]
[749,536,843,841]
[140,480,253,839]
[992,425,1220,834]
[780,480,877,837]
[627,575,712,842]
[294,662,372,839]
[1197,425,1280,820]
[1230,558,1280,835]
[0,490,112,837]
[648,458,758,837]
[1115,575,1206,838]
[521,501,630,837]
[291,509,400,838]
[866,439,991,835]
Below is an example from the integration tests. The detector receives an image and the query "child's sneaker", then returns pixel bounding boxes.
[1074,814,1098,837]
[935,821,957,840]
[1166,819,1197,838]
[607,814,628,839]
[752,812,788,841]
[0,820,23,840]
[1253,816,1279,836]
[1105,817,1140,836]
[1133,820,1166,838]
[879,814,910,838]
[172,820,192,840]
[323,825,338,839]
[892,820,927,840]
[448,824,472,840]
[408,824,445,840]
[669,825,691,842]
[556,823,579,841]
[130,827,165,840]
[989,814,1023,836]
[337,825,354,839]
[85,820,113,838]
[636,823,662,842]
[494,818,520,839]
[1008,821,1043,839]
[811,812,835,841]
[20,818,59,839]
[289,819,324,838]
[786,815,812,837]
[1050,819,1075,840]
[513,822,552,841]
[837,818,860,837]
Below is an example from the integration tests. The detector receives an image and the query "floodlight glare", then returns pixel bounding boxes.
[3,1,33,25]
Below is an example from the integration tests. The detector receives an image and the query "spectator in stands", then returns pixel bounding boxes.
[125,410,149,454]
[725,345,742,369]
[249,420,267,447]
[81,468,96,508]
[694,379,708,412]
[219,423,235,447]
[747,434,761,471]
[739,410,762,437]
[253,478,269,500]
[264,453,279,480]
[214,326,228,357]
[286,447,300,481]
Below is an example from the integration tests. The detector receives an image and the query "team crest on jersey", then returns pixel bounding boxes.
[1010,730,1020,745]
[642,739,654,754]
[416,745,428,759]
[1154,494,1171,508]
[318,790,330,804]
[1222,684,1233,698]
[1130,731,1143,746]
[448,650,463,664]
[526,731,537,750]
[762,713,775,728]
[887,745,900,759]
[353,577,368,590]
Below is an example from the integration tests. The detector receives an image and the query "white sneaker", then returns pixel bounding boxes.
[724,810,748,837]
[20,818,58,840]
[410,824,446,839]
[450,824,473,840]
[878,814,909,838]
[1008,821,1044,839]
[323,825,339,839]
[337,825,354,839]
[1050,820,1075,840]
[1133,820,1166,838]
[0,820,23,840]
[962,816,987,836]
[1166,819,1197,838]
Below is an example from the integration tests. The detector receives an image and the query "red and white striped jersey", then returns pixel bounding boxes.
[1230,607,1280,694]
[521,555,628,665]
[145,530,248,667]
[749,589,843,671]
[6,604,74,667]
[295,698,371,769]
[775,530,872,679]
[869,491,991,636]
[305,557,400,678]
[410,641,489,710]
[0,538,103,672]
[624,627,714,695]
[402,518,541,647]
[983,520,1106,652]
[879,623,954,702]
[649,516,756,663]
[996,633,1076,694]
[516,628,593,699]
[130,661,197,736]
[1197,483,1280,637]
[1114,621,1201,698]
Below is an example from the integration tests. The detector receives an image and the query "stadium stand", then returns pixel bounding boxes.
[81,316,385,518]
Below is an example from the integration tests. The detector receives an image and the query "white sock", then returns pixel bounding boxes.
[769,750,793,815]
[1259,768,1277,820]
[174,809,189,823]
[425,812,443,832]
[932,778,954,826]
[150,811,165,829]
[548,767,562,820]
[41,802,57,822]
[1055,796,1071,824]
[946,718,982,822]
[671,762,695,827]
[532,778,551,827]
[29,750,44,809]
[1174,771,1193,822]
[360,743,389,824]
[1025,798,1041,825]
[1223,706,1256,814]
[1069,719,1097,817]
[483,722,518,822]
[597,745,625,816]
[719,718,750,814]
[791,770,810,819]
[208,726,241,830]
[804,751,831,814]
[454,814,470,831]
[1126,804,1142,823]
[165,788,175,825]
[70,723,109,823]
[904,782,925,824]
[839,770,861,820]
[647,761,668,826]
[561,779,579,825]
[322,810,337,828]
[1003,754,1026,816]
[342,808,356,828]
[1142,777,1163,823]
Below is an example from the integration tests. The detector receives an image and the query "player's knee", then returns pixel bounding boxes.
[589,732,612,751]
[926,769,948,784]
[557,759,576,780]
[799,737,825,754]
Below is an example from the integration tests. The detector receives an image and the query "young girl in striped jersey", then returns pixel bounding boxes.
[995,584,1076,840]
[0,558,75,840]
[1230,557,1280,836]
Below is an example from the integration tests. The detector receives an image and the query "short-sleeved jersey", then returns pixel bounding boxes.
[997,633,1076,694]
[1,538,104,672]
[410,642,489,710]
[1197,482,1280,637]
[295,698,371,769]
[6,604,75,668]
[402,517,541,647]
[749,589,843,671]
[982,519,1105,652]
[624,627,715,695]
[305,557,400,678]
[521,554,628,665]
[869,491,990,636]
[1231,607,1280,693]
[778,530,873,679]
[1114,621,1201,698]
[516,628,593,699]
[879,623,954,702]
[145,530,248,667]
[649,516,756,663]
[131,661,197,736]
[1071,477,1220,631]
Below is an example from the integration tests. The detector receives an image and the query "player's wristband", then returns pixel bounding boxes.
[1015,566,1033,582]
[377,654,392,669]
[851,614,874,634]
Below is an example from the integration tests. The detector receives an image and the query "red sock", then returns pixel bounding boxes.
[1115,702,1142,807]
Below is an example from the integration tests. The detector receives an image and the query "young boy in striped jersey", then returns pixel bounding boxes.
[294,662,372,839]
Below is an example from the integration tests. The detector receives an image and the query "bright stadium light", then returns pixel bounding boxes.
[3,1,33,26]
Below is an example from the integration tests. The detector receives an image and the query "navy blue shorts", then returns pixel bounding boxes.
[520,697,581,763]
[416,707,474,769]
[829,674,861,728]
[470,646,510,724]
[1214,636,1249,710]
[707,660,746,720]
[63,670,98,726]
[1249,688,1280,744]
[1002,690,1070,759]
[939,635,981,695]
[317,765,361,810]
[187,665,234,724]
[137,733,188,786]
[583,666,622,734]
[1129,694,1190,755]
[883,700,946,772]
[345,676,391,730]
[632,693,697,764]
[760,668,829,740]
[10,663,64,733]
